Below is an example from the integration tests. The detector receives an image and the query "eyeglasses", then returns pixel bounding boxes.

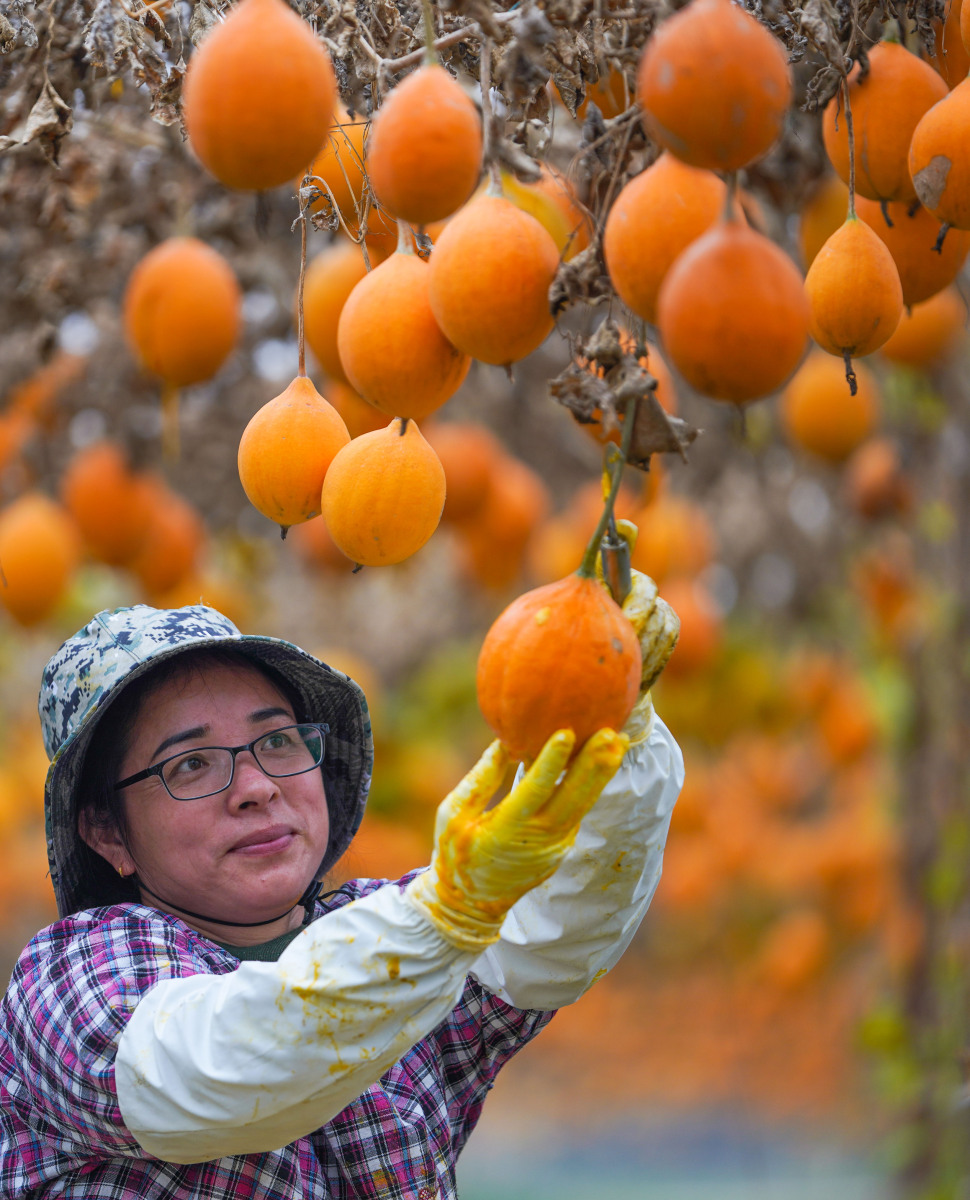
[114,723,330,801]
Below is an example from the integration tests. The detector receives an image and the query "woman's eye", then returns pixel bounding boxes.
[260,730,292,751]
[172,753,209,775]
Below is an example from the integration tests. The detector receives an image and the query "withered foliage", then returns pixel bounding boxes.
[0,0,954,522]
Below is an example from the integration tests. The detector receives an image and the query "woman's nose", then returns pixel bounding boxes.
[226,750,280,809]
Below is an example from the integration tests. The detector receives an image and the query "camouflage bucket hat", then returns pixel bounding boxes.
[39,603,373,919]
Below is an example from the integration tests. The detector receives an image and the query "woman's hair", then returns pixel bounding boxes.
[74,647,307,910]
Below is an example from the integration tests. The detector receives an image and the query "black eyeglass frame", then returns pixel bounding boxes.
[113,722,331,801]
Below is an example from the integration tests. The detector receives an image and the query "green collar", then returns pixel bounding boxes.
[216,925,306,962]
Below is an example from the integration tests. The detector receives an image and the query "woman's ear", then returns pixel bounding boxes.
[78,810,136,877]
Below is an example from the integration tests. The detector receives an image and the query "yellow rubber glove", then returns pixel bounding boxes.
[406,726,629,951]
[600,518,680,745]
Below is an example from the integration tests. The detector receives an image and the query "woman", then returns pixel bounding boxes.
[0,570,683,1198]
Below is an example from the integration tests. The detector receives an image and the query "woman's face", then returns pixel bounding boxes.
[109,660,330,937]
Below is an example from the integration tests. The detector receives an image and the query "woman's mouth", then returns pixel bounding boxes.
[230,825,296,855]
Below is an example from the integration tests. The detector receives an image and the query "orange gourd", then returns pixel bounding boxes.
[656,215,810,404]
[805,215,903,360]
[182,0,337,191]
[59,440,152,565]
[844,436,913,519]
[636,0,792,172]
[910,76,970,229]
[302,241,369,383]
[855,196,970,306]
[799,174,850,269]
[0,493,81,627]
[930,0,969,87]
[337,242,471,420]
[476,571,642,763]
[325,380,388,438]
[880,285,966,367]
[427,190,561,367]
[780,349,880,462]
[822,42,948,204]
[501,167,591,262]
[366,64,483,226]
[238,374,351,534]
[628,493,715,584]
[603,153,726,325]
[126,477,206,597]
[454,453,552,590]
[422,421,505,522]
[320,418,446,566]
[123,237,241,387]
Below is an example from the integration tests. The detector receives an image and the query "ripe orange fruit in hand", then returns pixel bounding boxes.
[366,64,483,226]
[476,572,642,764]
[637,0,792,172]
[182,0,337,191]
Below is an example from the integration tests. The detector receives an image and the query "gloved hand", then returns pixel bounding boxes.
[406,726,628,951]
[600,517,680,746]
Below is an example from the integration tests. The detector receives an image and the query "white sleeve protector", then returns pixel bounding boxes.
[114,883,477,1164]
[469,714,683,1010]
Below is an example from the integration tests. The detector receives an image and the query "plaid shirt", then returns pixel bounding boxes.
[0,877,552,1199]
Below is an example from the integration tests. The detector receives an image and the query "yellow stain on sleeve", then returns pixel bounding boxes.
[387,955,401,981]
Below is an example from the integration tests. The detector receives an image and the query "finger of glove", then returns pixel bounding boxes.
[540,727,628,832]
[436,740,509,836]
[639,598,681,692]
[498,728,577,825]
[621,569,659,639]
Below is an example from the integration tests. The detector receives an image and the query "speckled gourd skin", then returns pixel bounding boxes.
[476,573,642,764]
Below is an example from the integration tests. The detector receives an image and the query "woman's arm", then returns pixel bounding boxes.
[468,713,684,1010]
[115,883,477,1163]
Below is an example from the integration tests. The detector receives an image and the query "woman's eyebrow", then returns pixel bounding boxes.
[151,725,209,761]
[249,706,293,725]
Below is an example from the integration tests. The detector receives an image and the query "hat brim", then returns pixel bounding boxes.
[45,634,373,919]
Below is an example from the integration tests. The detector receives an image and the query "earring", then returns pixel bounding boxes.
[117,865,127,878]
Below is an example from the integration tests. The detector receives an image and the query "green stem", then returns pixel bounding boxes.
[578,392,640,578]
[420,0,438,66]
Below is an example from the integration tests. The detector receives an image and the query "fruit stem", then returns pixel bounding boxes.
[479,36,498,184]
[396,218,414,256]
[420,0,438,67]
[578,394,638,580]
[843,349,859,396]
[722,171,738,222]
[296,179,310,377]
[161,381,180,462]
[841,74,856,220]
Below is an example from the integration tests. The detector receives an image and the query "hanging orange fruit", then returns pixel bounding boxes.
[822,42,947,205]
[798,174,850,269]
[0,493,81,627]
[855,196,970,307]
[59,440,153,566]
[337,235,470,420]
[780,349,880,462]
[603,153,726,325]
[182,0,337,191]
[910,77,970,230]
[238,374,351,535]
[123,237,241,388]
[656,214,810,404]
[476,570,642,764]
[636,0,792,172]
[880,286,966,367]
[366,64,482,226]
[805,214,903,366]
[427,189,561,367]
[302,240,370,383]
[320,418,446,566]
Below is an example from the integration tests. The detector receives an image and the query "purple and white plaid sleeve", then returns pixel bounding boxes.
[0,882,553,1199]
